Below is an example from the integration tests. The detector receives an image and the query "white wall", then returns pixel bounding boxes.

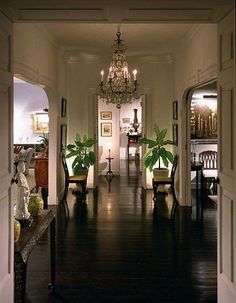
[173,24,218,205]
[14,23,63,205]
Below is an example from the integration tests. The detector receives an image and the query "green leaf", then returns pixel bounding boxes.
[75,140,84,148]
[140,138,157,148]
[162,157,169,167]
[75,133,81,142]
[86,138,95,148]
[89,151,96,164]
[163,140,175,145]
[157,128,167,145]
[165,150,174,163]
[66,150,78,158]
[143,149,152,159]
[144,155,152,170]
[66,144,75,150]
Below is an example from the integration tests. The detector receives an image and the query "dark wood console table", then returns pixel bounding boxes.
[35,157,48,191]
[127,134,142,161]
[35,157,48,208]
[14,210,56,303]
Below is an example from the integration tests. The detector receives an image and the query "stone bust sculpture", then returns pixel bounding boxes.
[15,161,31,221]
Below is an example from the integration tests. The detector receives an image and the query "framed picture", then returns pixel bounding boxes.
[101,123,112,137]
[61,124,67,151]
[101,111,112,120]
[172,124,178,146]
[61,98,67,117]
[122,118,130,124]
[173,100,178,120]
[33,113,49,133]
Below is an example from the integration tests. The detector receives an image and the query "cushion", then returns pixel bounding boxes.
[203,169,217,178]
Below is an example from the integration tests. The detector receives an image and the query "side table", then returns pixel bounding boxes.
[14,209,56,303]
[106,157,114,178]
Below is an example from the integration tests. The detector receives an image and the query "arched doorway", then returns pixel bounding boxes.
[184,80,218,213]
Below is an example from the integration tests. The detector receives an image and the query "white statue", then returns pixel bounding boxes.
[15,161,31,221]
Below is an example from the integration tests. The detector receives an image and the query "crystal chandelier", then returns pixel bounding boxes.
[98,30,139,108]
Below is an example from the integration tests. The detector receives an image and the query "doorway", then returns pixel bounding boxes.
[97,97,142,179]
[13,76,49,203]
[186,81,218,216]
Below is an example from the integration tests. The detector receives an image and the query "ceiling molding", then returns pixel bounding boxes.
[63,49,173,64]
[123,8,214,22]
[0,1,234,23]
[17,8,108,21]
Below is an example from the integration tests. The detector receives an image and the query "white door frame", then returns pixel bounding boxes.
[183,79,217,207]
[0,11,14,302]
[12,71,59,204]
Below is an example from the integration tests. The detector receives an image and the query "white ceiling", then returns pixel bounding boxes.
[42,23,194,57]
[1,0,234,59]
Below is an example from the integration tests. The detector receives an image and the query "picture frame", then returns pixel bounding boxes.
[173,100,178,120]
[122,118,130,124]
[100,111,112,120]
[61,98,67,117]
[61,124,67,151]
[172,123,178,146]
[33,113,49,133]
[101,123,112,137]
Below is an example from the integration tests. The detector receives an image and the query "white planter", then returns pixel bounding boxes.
[153,168,169,178]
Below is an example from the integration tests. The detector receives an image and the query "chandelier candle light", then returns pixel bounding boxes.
[108,142,112,157]
[98,30,139,108]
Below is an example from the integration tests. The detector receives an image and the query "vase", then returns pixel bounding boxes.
[14,218,21,243]
[132,108,139,132]
[28,193,44,217]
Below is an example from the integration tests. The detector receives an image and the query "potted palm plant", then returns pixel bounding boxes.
[66,133,96,176]
[140,123,175,177]
[38,133,49,158]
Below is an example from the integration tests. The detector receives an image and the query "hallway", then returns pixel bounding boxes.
[26,161,217,303]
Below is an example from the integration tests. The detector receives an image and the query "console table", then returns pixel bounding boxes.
[35,157,48,208]
[35,157,48,191]
[127,134,142,161]
[14,210,56,303]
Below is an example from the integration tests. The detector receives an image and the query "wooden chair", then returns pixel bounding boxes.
[152,155,179,218]
[198,150,217,193]
[61,153,87,201]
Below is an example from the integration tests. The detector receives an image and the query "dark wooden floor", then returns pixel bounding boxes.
[26,160,217,303]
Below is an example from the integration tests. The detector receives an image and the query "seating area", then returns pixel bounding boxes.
[199,150,217,193]
[152,155,179,218]
[61,153,87,202]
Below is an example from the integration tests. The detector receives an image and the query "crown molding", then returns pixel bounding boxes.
[62,48,173,64]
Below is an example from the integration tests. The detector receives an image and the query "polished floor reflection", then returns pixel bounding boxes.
[26,160,217,303]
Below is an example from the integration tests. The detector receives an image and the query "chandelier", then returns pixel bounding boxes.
[98,30,139,108]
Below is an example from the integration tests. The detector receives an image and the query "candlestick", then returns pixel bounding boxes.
[133,69,137,81]
[101,70,104,82]
[108,142,112,158]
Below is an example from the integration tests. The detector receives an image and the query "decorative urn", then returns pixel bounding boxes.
[14,218,21,243]
[28,194,44,217]
[132,108,140,132]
